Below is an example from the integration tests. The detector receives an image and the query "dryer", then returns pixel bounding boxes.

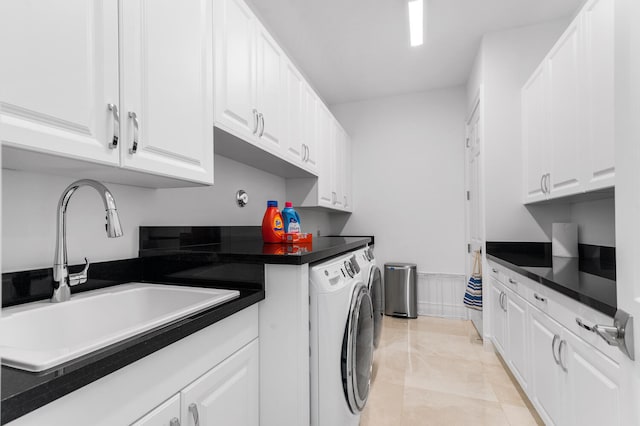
[310,252,374,426]
[357,246,383,348]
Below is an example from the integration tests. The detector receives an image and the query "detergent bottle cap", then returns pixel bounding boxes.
[285,201,293,208]
[267,200,278,207]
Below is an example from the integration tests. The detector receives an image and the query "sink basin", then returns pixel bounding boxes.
[0,283,239,372]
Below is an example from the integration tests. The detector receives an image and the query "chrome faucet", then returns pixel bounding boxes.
[52,179,123,303]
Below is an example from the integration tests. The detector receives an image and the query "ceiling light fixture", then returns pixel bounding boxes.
[408,0,424,47]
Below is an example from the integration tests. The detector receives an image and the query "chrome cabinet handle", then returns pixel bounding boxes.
[344,195,348,208]
[304,144,309,162]
[552,334,560,365]
[170,418,180,426]
[499,292,505,311]
[534,293,546,303]
[508,278,516,285]
[558,339,568,372]
[252,108,259,134]
[188,403,200,426]
[258,112,265,137]
[492,268,498,273]
[332,191,337,205]
[540,174,545,194]
[544,173,550,194]
[128,111,139,154]
[107,104,119,149]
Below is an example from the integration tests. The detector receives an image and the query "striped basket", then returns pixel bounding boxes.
[463,250,483,310]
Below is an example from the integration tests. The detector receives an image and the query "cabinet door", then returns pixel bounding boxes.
[506,291,528,391]
[255,24,284,152]
[0,0,120,165]
[583,0,615,191]
[283,61,304,164]
[522,64,549,203]
[120,0,214,184]
[342,134,353,212]
[316,104,334,208]
[564,329,621,426]
[548,20,583,198]
[489,279,507,357]
[529,309,565,426]
[181,339,259,426]
[130,394,180,426]
[302,84,319,173]
[331,123,345,210]
[213,0,257,141]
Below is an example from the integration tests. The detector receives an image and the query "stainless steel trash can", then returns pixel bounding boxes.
[384,263,417,318]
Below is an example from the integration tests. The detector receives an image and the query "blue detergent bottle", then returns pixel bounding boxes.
[282,202,301,233]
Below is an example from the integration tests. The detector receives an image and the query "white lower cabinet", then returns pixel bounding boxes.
[505,290,529,390]
[489,278,507,357]
[180,339,259,426]
[564,328,621,426]
[489,262,623,426]
[132,339,259,426]
[529,308,565,425]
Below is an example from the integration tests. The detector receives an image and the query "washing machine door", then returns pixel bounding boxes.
[341,283,374,413]
[368,265,384,348]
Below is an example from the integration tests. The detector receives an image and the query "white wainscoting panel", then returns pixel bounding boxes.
[416,272,469,320]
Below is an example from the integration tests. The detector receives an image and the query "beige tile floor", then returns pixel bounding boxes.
[360,316,543,426]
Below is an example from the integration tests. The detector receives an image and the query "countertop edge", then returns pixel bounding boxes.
[1,288,264,425]
[486,254,616,317]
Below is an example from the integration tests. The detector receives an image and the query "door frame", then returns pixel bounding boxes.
[464,88,486,336]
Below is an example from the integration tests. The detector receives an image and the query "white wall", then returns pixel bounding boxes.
[330,87,467,274]
[467,19,576,243]
[2,154,331,272]
[569,198,616,246]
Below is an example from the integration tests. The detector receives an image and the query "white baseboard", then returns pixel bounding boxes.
[416,272,469,320]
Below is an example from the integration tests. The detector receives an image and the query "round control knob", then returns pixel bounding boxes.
[344,260,355,278]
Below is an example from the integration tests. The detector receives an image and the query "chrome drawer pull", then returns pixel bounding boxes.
[558,339,568,372]
[508,278,516,285]
[534,293,546,303]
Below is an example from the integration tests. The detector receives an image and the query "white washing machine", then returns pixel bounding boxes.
[310,251,374,426]
[356,246,384,348]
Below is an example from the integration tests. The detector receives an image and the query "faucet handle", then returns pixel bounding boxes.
[68,257,90,286]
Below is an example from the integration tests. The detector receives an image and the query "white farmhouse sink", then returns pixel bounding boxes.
[0,283,239,372]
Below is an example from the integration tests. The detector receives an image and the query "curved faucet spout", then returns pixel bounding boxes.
[52,179,123,303]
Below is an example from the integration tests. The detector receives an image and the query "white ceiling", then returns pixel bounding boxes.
[245,0,584,105]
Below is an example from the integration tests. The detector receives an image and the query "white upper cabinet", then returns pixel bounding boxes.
[283,62,305,164]
[522,64,549,203]
[255,24,284,152]
[302,83,319,173]
[213,0,256,142]
[521,0,615,203]
[343,134,353,212]
[317,103,334,208]
[0,0,120,166]
[1,0,214,186]
[582,0,615,191]
[120,0,214,183]
[214,0,284,153]
[548,20,582,199]
[283,63,318,174]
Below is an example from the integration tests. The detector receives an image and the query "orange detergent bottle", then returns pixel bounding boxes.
[262,200,285,243]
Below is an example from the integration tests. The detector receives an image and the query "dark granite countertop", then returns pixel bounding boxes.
[486,242,616,317]
[139,226,371,265]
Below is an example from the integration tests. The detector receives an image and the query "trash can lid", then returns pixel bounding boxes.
[385,262,417,269]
